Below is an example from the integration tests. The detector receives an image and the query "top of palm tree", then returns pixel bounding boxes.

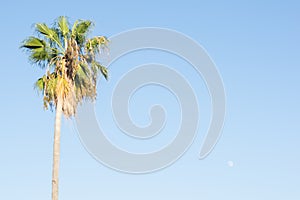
[21,16,108,117]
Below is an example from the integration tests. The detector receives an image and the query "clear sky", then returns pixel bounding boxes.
[0,0,299,199]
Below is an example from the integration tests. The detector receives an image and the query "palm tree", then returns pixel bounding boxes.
[21,16,108,200]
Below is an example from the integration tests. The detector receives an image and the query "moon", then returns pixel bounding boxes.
[227,160,234,167]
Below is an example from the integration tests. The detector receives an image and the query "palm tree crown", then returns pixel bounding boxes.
[21,16,108,117]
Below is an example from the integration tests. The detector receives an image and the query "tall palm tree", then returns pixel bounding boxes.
[21,16,108,200]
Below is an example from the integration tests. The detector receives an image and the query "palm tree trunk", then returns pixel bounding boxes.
[52,99,63,200]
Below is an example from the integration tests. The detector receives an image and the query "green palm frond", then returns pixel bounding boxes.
[74,63,96,100]
[78,63,90,77]
[86,36,109,54]
[34,76,46,92]
[30,49,49,65]
[21,37,52,66]
[100,66,108,80]
[92,61,108,80]
[71,20,94,45]
[57,16,70,39]
[36,23,63,50]
[71,20,79,36]
[22,36,46,49]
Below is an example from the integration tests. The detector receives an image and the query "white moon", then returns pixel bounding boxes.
[227,161,234,167]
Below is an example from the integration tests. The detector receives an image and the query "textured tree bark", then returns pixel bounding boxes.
[52,99,62,200]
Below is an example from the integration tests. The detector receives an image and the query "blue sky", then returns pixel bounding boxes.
[1,0,299,199]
